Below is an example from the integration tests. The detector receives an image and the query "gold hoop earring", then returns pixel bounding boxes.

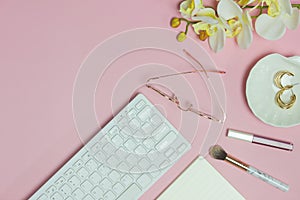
[275,88,296,109]
[274,71,294,89]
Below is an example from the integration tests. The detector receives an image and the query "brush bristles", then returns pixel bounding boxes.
[209,145,227,160]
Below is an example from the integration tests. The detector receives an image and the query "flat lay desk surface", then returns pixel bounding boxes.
[1,1,300,199]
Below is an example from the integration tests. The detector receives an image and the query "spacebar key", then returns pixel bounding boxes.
[117,184,142,200]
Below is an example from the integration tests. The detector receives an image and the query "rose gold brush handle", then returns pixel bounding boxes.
[225,155,249,171]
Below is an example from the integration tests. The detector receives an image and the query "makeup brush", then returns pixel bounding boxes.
[209,145,289,192]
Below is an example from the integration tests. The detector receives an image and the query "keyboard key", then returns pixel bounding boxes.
[117,162,130,171]
[124,139,136,151]
[37,194,48,200]
[106,155,119,166]
[100,178,113,190]
[150,114,162,125]
[54,177,65,188]
[82,151,93,161]
[111,134,124,146]
[126,154,138,164]
[72,188,84,199]
[147,150,158,161]
[68,176,81,187]
[137,106,151,121]
[155,131,177,150]
[126,108,136,118]
[50,192,63,200]
[109,126,119,136]
[117,117,127,127]
[177,143,187,152]
[148,165,161,177]
[143,138,155,149]
[116,184,142,200]
[115,147,127,158]
[134,145,147,154]
[159,160,170,169]
[130,166,141,174]
[104,190,116,200]
[134,137,143,145]
[89,171,101,184]
[135,100,145,110]
[98,165,111,175]
[102,142,116,154]
[63,169,74,178]
[113,182,125,194]
[85,159,98,172]
[83,195,95,200]
[59,184,72,196]
[153,123,169,140]
[120,175,133,186]
[94,151,106,162]
[128,118,140,130]
[91,186,104,197]
[164,148,175,158]
[77,167,89,179]
[120,126,132,137]
[141,122,154,135]
[137,174,152,188]
[169,151,178,161]
[109,170,121,182]
[45,185,56,195]
[91,142,102,153]
[81,180,93,192]
[73,160,84,170]
[138,158,151,169]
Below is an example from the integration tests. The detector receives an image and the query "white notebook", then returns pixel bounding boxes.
[158,156,245,200]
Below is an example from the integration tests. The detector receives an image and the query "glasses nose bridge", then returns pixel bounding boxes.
[176,103,192,112]
[146,83,179,104]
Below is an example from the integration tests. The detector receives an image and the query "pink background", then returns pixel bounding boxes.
[0,0,300,199]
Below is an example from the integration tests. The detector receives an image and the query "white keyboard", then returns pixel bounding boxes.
[30,94,191,200]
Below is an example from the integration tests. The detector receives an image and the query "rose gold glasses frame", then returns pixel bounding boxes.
[146,50,226,123]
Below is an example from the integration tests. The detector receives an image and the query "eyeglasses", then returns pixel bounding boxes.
[146,50,226,123]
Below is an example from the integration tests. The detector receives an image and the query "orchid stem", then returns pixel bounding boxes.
[179,18,200,34]
[180,18,200,24]
[246,4,300,9]
[292,4,300,9]
[248,3,300,18]
[180,18,189,23]
[245,5,267,9]
[185,22,189,34]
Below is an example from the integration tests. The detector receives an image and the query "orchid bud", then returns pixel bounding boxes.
[177,32,187,42]
[170,17,181,28]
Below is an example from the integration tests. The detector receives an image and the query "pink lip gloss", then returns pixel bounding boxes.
[227,129,293,151]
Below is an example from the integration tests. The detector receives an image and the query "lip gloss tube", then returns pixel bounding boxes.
[227,129,293,151]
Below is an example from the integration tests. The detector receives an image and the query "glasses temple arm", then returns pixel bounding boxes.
[146,70,225,83]
[178,105,223,123]
[183,49,209,78]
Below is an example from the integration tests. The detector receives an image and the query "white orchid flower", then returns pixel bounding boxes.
[217,0,253,49]
[255,0,300,40]
[180,0,204,18]
[192,8,226,52]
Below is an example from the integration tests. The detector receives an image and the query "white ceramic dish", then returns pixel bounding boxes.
[246,53,300,127]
